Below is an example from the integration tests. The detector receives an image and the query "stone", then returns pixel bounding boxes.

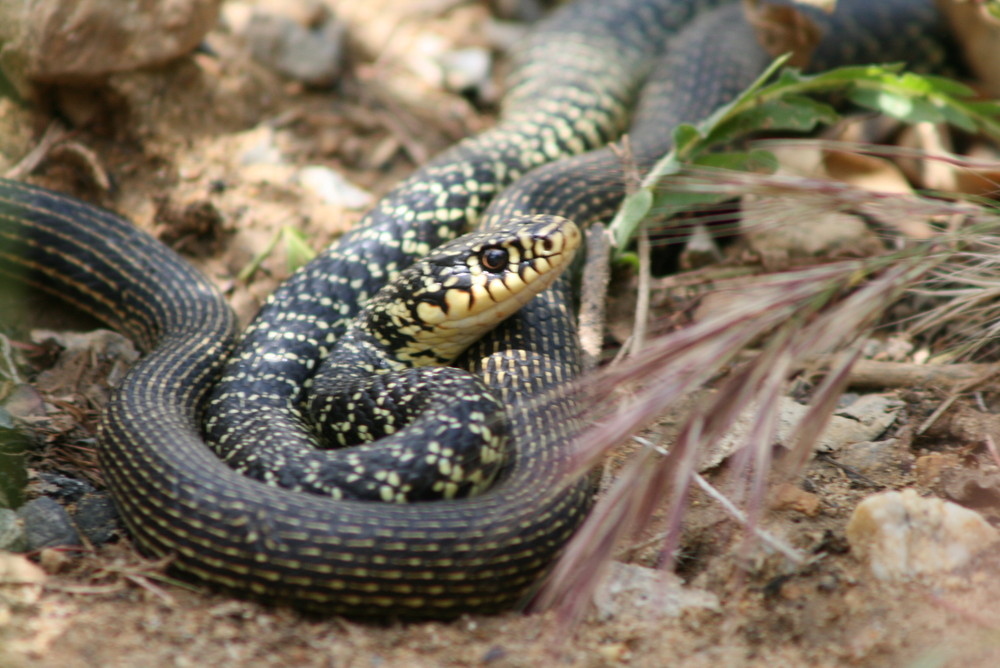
[243,6,344,86]
[772,482,821,516]
[701,393,902,471]
[34,472,95,503]
[16,497,82,551]
[593,562,719,620]
[297,166,373,210]
[73,493,120,546]
[846,488,1000,580]
[438,47,492,94]
[0,552,45,607]
[0,0,222,94]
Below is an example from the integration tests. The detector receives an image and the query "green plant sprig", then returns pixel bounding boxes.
[610,57,1000,250]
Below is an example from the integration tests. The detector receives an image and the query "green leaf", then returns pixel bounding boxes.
[848,88,945,124]
[615,250,640,270]
[693,149,777,173]
[672,123,703,151]
[651,188,733,221]
[801,64,902,85]
[238,226,316,282]
[936,102,979,134]
[610,187,654,249]
[708,96,838,145]
[900,72,975,98]
[283,227,317,273]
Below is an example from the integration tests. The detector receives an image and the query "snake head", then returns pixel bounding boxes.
[364,214,581,367]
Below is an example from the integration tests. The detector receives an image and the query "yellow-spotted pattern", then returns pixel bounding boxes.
[214,215,580,502]
[0,0,954,619]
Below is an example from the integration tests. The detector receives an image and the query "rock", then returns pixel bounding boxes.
[837,439,909,478]
[16,497,82,551]
[73,493,120,546]
[438,47,493,95]
[38,547,74,574]
[243,5,344,86]
[237,126,285,167]
[938,466,1000,508]
[846,488,1000,581]
[31,329,139,407]
[297,166,373,209]
[771,482,821,516]
[914,451,962,488]
[0,552,45,607]
[34,472,95,503]
[701,393,903,471]
[0,98,36,172]
[2,384,47,422]
[594,562,719,621]
[0,509,26,553]
[0,0,222,94]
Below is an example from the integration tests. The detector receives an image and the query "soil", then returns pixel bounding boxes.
[4,2,1000,666]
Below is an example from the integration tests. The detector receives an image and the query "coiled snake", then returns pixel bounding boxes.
[0,0,956,618]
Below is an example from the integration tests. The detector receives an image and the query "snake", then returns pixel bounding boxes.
[0,0,956,618]
[226,213,581,502]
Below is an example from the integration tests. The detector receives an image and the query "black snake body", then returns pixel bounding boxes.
[0,0,957,618]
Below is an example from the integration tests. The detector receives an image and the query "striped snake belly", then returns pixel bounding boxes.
[0,0,956,618]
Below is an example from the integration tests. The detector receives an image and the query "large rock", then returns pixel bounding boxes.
[0,0,221,93]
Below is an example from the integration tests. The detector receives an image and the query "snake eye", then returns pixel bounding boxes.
[480,247,508,272]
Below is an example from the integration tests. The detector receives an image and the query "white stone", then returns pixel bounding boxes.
[846,488,1000,580]
[297,166,373,210]
[594,562,719,620]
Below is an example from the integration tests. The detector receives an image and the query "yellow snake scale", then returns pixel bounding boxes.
[0,0,955,618]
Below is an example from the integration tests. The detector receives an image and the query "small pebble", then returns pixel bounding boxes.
[298,165,373,209]
[16,497,82,551]
[243,7,343,86]
[836,438,905,477]
[238,126,285,166]
[35,472,95,502]
[772,482,821,516]
[913,452,961,487]
[596,643,630,663]
[438,47,492,94]
[38,547,73,574]
[594,562,719,620]
[481,645,507,663]
[846,488,999,580]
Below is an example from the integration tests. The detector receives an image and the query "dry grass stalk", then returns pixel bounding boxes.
[534,165,1000,623]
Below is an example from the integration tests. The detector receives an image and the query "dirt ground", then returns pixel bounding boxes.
[5,1,1000,666]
